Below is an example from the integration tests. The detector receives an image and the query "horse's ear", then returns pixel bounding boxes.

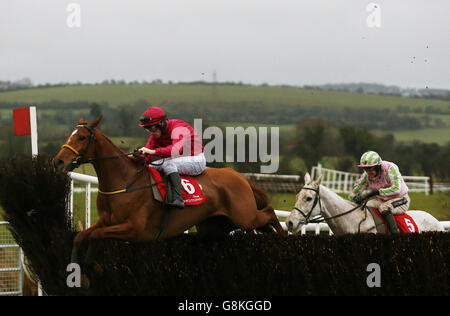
[89,116,103,128]
[78,117,88,125]
[304,172,311,184]
[314,174,323,186]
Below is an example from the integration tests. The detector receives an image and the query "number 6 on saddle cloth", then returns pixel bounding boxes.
[147,166,206,206]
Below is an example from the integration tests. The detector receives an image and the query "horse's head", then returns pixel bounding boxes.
[53,116,102,172]
[286,172,323,234]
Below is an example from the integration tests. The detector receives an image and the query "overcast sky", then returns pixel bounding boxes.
[0,0,449,89]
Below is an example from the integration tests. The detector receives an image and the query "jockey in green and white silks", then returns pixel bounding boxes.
[349,151,410,232]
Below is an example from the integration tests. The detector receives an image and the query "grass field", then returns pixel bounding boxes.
[1,84,449,111]
[219,122,450,146]
[376,127,450,145]
[1,84,448,145]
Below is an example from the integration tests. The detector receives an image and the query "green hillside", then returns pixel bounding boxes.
[0,84,449,145]
[0,83,448,110]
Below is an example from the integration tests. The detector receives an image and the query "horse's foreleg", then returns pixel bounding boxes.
[87,222,137,241]
[71,221,103,264]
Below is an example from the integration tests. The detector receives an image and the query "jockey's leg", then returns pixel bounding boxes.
[366,198,383,209]
[171,153,206,176]
[158,159,185,209]
[378,196,410,233]
[380,210,399,233]
[153,154,206,209]
[389,194,410,215]
[167,172,185,209]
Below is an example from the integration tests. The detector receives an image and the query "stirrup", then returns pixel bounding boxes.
[166,199,185,209]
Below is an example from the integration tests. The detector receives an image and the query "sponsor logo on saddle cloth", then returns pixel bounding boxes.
[146,165,206,206]
[370,207,419,233]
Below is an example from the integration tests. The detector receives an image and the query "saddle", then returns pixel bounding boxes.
[146,165,206,206]
[367,207,419,233]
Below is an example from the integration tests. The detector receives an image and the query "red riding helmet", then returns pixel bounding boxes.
[138,107,167,127]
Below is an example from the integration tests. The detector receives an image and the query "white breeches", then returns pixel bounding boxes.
[152,153,206,176]
[367,194,410,215]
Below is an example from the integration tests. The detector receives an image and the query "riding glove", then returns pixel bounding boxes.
[364,190,380,199]
[353,194,363,204]
[354,190,379,204]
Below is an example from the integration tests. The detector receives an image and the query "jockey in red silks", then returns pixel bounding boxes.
[137,107,206,209]
[349,150,410,233]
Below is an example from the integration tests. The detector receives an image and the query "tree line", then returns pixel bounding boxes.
[279,119,450,181]
[0,102,449,181]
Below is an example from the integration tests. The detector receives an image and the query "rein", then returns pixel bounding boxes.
[294,186,367,225]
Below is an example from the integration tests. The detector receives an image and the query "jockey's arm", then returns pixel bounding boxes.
[378,165,403,198]
[153,132,186,158]
[139,147,156,155]
[348,173,368,202]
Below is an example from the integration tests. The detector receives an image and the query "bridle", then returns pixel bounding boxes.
[293,185,367,225]
[61,125,98,170]
[293,187,323,224]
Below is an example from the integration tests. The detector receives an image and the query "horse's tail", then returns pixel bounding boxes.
[246,178,270,210]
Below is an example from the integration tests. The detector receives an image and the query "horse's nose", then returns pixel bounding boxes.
[286,220,293,231]
[53,159,65,171]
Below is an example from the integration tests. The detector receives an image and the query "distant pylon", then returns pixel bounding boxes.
[212,70,217,100]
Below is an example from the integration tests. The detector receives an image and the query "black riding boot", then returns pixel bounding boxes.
[166,172,185,209]
[382,210,399,233]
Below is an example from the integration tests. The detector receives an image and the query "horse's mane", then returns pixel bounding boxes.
[79,117,146,167]
[97,129,126,154]
[96,129,149,167]
[319,184,357,208]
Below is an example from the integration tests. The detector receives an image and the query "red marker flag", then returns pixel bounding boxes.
[13,107,32,136]
[13,106,38,156]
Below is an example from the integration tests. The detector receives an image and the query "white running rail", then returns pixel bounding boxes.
[68,172,450,233]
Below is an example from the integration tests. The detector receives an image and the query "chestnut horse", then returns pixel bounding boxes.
[53,117,284,262]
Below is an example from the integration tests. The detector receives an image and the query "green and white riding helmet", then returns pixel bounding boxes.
[358,150,382,168]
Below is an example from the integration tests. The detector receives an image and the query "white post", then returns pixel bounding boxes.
[69,180,74,229]
[325,168,331,187]
[85,182,91,228]
[311,167,316,182]
[29,106,38,157]
[315,224,321,235]
[344,173,349,193]
[332,170,337,191]
[301,225,306,235]
[24,106,41,295]
[317,162,322,180]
